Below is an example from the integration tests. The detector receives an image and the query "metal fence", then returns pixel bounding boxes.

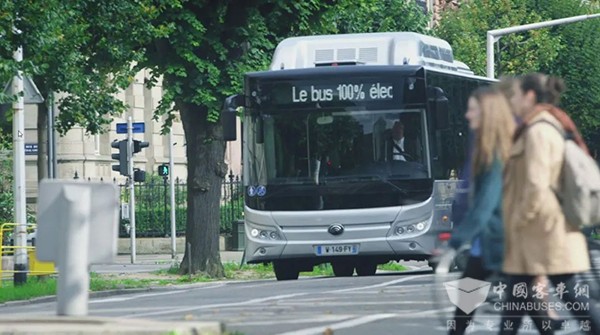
[76,173,244,238]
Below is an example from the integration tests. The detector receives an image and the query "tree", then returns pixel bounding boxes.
[314,0,429,34]
[434,0,563,77]
[435,0,600,155]
[0,1,157,181]
[530,0,600,155]
[139,1,334,276]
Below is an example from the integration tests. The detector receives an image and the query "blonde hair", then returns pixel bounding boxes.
[470,86,516,174]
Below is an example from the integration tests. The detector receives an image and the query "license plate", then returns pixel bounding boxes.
[314,244,359,256]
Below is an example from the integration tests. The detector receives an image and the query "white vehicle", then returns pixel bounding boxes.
[223,32,494,280]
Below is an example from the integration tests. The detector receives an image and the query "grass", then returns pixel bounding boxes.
[0,260,407,304]
[0,273,168,303]
[379,261,408,272]
[0,276,56,303]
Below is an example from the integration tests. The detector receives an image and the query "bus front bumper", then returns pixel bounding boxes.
[244,232,437,264]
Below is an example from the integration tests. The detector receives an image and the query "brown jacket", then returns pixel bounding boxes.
[503,111,590,275]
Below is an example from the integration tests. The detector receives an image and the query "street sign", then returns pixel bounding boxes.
[116,122,145,134]
[25,143,38,155]
[3,76,44,104]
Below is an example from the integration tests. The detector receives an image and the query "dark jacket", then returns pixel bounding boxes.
[450,158,504,272]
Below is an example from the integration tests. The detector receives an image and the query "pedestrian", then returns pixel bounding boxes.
[447,86,515,335]
[499,73,600,334]
[496,75,563,326]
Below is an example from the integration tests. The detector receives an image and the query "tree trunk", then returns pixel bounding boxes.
[37,103,48,182]
[178,103,226,277]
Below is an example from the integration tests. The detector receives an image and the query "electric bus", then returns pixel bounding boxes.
[223,32,494,280]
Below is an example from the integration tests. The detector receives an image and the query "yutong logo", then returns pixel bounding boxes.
[328,224,344,236]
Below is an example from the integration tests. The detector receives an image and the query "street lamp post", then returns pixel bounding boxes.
[487,13,600,79]
[12,45,27,285]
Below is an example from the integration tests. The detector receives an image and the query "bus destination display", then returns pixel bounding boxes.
[290,82,394,103]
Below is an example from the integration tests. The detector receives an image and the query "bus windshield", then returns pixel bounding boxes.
[245,107,433,210]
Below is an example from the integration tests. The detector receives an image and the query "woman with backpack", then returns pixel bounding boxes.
[447,86,515,335]
[499,73,600,334]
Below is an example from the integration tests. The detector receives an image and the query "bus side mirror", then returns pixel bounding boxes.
[222,94,243,141]
[428,87,449,129]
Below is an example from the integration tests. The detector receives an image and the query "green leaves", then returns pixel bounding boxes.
[435,0,600,155]
[316,0,429,34]
[435,0,562,77]
[0,0,157,135]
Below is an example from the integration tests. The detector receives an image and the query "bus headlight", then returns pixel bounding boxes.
[394,219,429,235]
[252,228,281,240]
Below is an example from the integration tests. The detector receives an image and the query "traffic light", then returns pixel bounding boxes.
[133,169,146,182]
[158,164,169,177]
[111,140,129,176]
[133,140,149,154]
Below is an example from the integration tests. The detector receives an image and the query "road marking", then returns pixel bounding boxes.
[275,313,398,335]
[329,275,430,293]
[230,315,355,326]
[90,283,225,304]
[393,306,454,317]
[123,274,429,318]
[127,292,309,318]
[90,290,192,304]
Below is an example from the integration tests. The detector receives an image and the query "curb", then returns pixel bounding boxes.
[0,278,269,308]
[0,286,175,308]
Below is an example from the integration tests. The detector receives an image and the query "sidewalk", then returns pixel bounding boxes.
[113,251,244,264]
[0,316,224,335]
[90,251,244,274]
[1,252,244,276]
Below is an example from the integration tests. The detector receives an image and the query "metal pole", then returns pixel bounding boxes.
[486,33,495,79]
[487,13,600,78]
[47,92,54,179]
[128,116,136,263]
[229,171,234,226]
[51,93,57,178]
[169,130,176,258]
[163,176,168,236]
[12,45,27,285]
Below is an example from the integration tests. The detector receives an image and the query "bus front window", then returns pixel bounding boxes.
[249,109,430,184]
[244,108,432,210]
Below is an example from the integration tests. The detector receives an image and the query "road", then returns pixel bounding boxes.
[4,249,600,335]
[4,262,597,335]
